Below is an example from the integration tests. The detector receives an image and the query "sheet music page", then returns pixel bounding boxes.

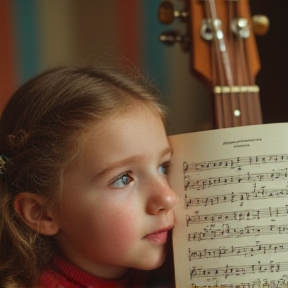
[168,123,288,288]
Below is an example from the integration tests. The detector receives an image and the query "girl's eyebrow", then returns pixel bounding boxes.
[162,146,173,157]
[95,146,172,179]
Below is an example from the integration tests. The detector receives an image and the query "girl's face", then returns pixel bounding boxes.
[52,106,178,279]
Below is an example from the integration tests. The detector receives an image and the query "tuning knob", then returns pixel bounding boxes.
[252,15,270,35]
[159,31,190,51]
[158,1,189,25]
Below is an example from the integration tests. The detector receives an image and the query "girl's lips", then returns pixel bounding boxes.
[144,227,172,243]
[145,231,168,243]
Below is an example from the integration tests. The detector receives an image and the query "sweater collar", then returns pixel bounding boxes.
[50,256,135,288]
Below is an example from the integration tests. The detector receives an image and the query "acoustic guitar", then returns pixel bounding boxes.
[158,0,269,129]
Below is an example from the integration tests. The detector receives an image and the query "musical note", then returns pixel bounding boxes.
[185,169,288,190]
[190,261,286,279]
[184,154,288,173]
[185,188,288,207]
[186,205,288,225]
[189,243,288,260]
[188,224,288,241]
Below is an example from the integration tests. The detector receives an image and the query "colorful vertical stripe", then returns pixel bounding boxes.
[12,0,39,84]
[115,0,140,62]
[0,0,16,112]
[140,0,169,96]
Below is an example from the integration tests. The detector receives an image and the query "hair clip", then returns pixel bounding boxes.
[0,154,7,174]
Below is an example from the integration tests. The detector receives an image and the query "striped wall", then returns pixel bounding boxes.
[0,0,17,112]
[0,0,211,134]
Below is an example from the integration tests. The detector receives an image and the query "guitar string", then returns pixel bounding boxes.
[205,0,226,128]
[228,0,240,127]
[233,1,262,125]
[207,0,235,128]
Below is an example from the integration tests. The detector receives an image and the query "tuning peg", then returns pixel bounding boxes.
[159,31,190,51]
[252,15,270,36]
[158,1,189,25]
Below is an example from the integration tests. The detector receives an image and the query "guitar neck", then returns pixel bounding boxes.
[213,85,262,128]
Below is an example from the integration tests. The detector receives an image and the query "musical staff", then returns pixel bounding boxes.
[185,169,288,190]
[190,279,288,288]
[189,243,288,260]
[183,154,288,173]
[186,205,288,225]
[185,188,288,207]
[188,224,288,241]
[190,261,287,279]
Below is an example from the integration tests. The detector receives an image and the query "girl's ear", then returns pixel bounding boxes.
[13,192,59,236]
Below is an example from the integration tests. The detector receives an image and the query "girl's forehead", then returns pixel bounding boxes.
[93,105,163,130]
[69,104,166,160]
[85,108,164,144]
[67,107,167,169]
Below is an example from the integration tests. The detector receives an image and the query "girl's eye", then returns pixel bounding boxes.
[158,163,170,176]
[111,173,133,188]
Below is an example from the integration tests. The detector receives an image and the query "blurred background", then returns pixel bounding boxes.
[0,0,287,135]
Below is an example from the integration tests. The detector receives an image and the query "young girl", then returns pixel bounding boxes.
[0,66,178,288]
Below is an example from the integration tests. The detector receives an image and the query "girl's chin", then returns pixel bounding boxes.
[139,255,166,271]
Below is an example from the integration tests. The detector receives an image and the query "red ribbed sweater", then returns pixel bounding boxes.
[38,256,142,288]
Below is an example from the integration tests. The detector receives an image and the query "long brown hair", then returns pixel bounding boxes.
[0,66,168,287]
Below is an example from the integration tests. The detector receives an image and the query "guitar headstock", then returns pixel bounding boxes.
[159,0,269,89]
[159,0,269,128]
[189,0,264,89]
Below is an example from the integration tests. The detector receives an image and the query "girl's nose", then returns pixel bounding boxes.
[146,179,178,215]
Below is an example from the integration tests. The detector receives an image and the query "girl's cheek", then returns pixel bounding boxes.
[111,214,139,241]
